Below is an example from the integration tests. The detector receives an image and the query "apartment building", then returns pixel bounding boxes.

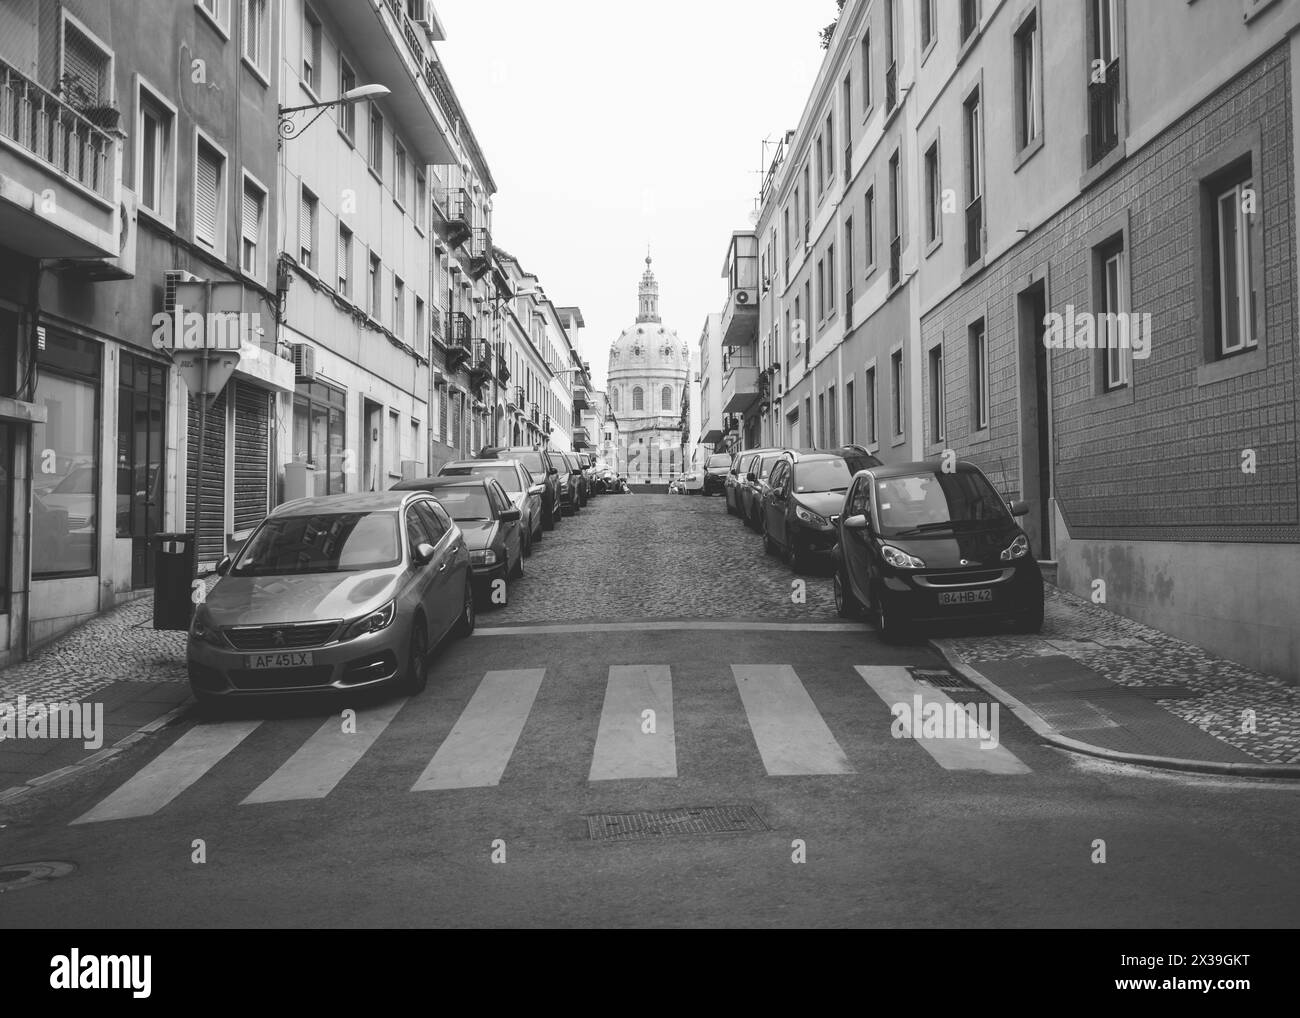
[697,311,723,451]
[0,0,288,660]
[743,0,1300,682]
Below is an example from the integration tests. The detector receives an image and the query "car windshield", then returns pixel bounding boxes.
[512,452,544,476]
[707,455,731,469]
[443,464,521,492]
[434,488,493,521]
[874,471,1012,536]
[794,459,852,493]
[232,512,401,575]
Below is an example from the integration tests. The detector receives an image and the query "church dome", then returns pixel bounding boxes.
[608,254,690,373]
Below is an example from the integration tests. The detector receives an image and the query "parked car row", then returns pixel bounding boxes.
[187,445,603,707]
[715,444,1046,642]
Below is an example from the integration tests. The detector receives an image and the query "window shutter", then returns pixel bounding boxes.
[242,182,260,241]
[195,148,219,244]
[64,27,104,103]
[299,191,312,254]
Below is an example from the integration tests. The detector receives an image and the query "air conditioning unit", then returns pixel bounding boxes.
[163,269,202,315]
[291,343,316,382]
[736,290,750,304]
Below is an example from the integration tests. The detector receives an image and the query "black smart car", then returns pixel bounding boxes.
[832,460,1044,642]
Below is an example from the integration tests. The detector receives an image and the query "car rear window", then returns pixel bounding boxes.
[707,454,731,468]
[440,463,521,492]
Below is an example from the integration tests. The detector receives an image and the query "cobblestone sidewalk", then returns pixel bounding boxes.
[935,585,1300,766]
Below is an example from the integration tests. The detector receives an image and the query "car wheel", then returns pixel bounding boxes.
[726,497,736,516]
[543,504,556,531]
[872,589,910,644]
[785,539,804,573]
[455,578,476,637]
[833,563,862,619]
[399,614,430,695]
[512,548,524,579]
[533,519,543,543]
[762,519,777,556]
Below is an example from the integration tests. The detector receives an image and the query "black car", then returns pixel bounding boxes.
[479,446,563,530]
[832,460,1044,642]
[394,476,524,609]
[701,452,732,496]
[760,451,863,571]
[555,451,584,514]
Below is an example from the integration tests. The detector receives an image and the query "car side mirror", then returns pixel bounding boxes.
[548,467,559,475]
[1008,500,1029,516]
[747,471,757,483]
[500,508,522,522]
[215,555,232,576]
[843,514,870,531]
[414,542,436,565]
[528,483,544,495]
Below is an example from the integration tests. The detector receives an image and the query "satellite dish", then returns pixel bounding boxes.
[747,209,760,226]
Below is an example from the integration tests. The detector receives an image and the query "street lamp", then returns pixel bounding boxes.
[278,84,391,144]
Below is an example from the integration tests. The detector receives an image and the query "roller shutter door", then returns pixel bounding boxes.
[233,382,271,534]
[185,388,228,564]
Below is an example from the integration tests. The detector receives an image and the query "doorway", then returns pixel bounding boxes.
[362,399,382,491]
[119,353,166,589]
[1017,280,1052,559]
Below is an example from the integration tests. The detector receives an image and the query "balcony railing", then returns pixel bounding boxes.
[446,311,473,367]
[885,61,898,115]
[494,342,510,383]
[1088,58,1121,165]
[965,195,983,266]
[889,235,901,288]
[438,187,472,245]
[0,58,116,201]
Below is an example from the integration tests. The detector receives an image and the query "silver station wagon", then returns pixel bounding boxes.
[187,491,474,705]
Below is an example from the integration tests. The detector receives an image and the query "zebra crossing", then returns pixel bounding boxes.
[70,664,1034,825]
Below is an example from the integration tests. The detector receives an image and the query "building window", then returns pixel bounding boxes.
[395,139,407,207]
[194,135,225,252]
[825,111,835,187]
[197,0,228,31]
[415,170,427,231]
[1087,0,1122,165]
[803,165,811,243]
[845,379,855,443]
[826,243,836,314]
[1015,10,1041,153]
[33,333,102,578]
[890,349,904,436]
[610,388,619,412]
[827,384,838,447]
[928,345,944,443]
[62,19,112,105]
[816,258,825,321]
[137,83,175,221]
[816,134,825,198]
[299,185,317,270]
[865,365,877,444]
[924,140,941,246]
[842,73,853,177]
[241,173,266,276]
[920,0,935,51]
[1211,173,1258,357]
[661,385,673,410]
[415,296,426,355]
[292,381,347,494]
[970,319,989,430]
[242,0,268,73]
[862,30,872,108]
[339,60,357,140]
[888,149,902,287]
[633,386,644,411]
[817,393,825,447]
[303,5,322,93]
[865,186,875,273]
[960,0,979,42]
[338,224,352,297]
[783,207,791,283]
[393,276,405,340]
[844,217,855,325]
[964,88,984,265]
[369,103,384,174]
[369,252,382,319]
[1098,240,1129,390]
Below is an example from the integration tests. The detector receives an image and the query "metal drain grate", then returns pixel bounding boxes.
[586,805,770,842]
[908,667,979,692]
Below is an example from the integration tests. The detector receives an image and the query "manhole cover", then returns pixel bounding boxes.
[0,860,77,892]
[586,805,770,842]
[908,667,978,692]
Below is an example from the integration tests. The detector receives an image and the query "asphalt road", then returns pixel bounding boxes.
[0,494,1297,927]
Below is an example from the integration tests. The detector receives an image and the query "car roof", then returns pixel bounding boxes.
[392,476,492,491]
[443,459,518,470]
[271,490,434,515]
[859,459,984,479]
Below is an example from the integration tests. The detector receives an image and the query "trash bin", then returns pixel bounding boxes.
[152,532,196,631]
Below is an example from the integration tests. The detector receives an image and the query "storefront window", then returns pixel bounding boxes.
[293,381,346,494]
[0,424,10,612]
[33,333,101,577]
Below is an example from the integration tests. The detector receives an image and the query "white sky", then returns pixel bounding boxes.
[435,0,839,392]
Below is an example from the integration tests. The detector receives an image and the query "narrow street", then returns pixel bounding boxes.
[1,494,1296,928]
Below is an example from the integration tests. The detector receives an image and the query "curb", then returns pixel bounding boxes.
[0,703,190,806]
[927,639,1300,780]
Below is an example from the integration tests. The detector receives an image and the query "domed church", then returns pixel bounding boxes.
[607,253,690,483]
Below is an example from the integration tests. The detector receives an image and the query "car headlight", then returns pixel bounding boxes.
[794,504,829,527]
[341,600,397,641]
[469,549,497,566]
[1000,534,1031,561]
[189,610,225,647]
[881,545,926,569]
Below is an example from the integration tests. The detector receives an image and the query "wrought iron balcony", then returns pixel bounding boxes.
[437,187,472,247]
[494,342,510,383]
[1088,58,1121,165]
[965,195,984,266]
[469,226,492,279]
[542,413,552,434]
[445,311,473,368]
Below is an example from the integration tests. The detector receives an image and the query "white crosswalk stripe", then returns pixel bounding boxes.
[70,663,1032,822]
[72,719,262,824]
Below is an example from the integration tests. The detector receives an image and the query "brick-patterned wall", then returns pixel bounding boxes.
[921,44,1298,543]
